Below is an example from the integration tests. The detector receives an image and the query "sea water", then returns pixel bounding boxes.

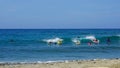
[0,29,119,63]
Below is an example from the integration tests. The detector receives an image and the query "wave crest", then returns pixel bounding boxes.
[43,38,63,43]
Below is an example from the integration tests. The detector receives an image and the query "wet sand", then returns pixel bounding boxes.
[0,59,120,68]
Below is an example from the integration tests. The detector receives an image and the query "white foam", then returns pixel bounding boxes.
[43,38,63,43]
[85,36,96,40]
[37,60,64,63]
[72,39,78,43]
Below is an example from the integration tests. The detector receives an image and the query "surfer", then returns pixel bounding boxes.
[92,39,99,44]
[75,40,80,45]
[88,42,92,46]
[57,40,62,45]
[72,36,81,45]
[48,41,52,45]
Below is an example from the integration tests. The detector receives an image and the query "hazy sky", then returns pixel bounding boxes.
[0,0,120,29]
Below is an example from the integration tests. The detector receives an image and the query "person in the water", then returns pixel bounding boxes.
[77,36,80,38]
[48,42,52,45]
[74,36,81,45]
[9,39,15,42]
[88,42,92,46]
[92,39,99,44]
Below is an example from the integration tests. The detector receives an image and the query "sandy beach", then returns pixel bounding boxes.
[0,59,120,68]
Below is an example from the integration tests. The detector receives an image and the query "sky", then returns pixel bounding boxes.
[0,0,120,29]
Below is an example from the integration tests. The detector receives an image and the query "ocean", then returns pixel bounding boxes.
[0,29,120,63]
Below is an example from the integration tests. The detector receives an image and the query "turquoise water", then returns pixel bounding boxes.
[0,29,120,63]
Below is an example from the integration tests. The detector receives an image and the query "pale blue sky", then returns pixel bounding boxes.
[0,0,120,29]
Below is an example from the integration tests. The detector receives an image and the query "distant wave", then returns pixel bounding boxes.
[0,35,119,45]
[82,35,96,40]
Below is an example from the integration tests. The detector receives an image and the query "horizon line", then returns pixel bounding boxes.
[0,28,119,29]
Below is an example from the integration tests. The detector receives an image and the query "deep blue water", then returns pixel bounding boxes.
[0,29,120,62]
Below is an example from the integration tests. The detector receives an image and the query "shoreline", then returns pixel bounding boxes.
[0,58,119,64]
[0,58,120,68]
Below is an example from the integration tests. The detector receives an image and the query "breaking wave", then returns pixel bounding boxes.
[0,35,119,44]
